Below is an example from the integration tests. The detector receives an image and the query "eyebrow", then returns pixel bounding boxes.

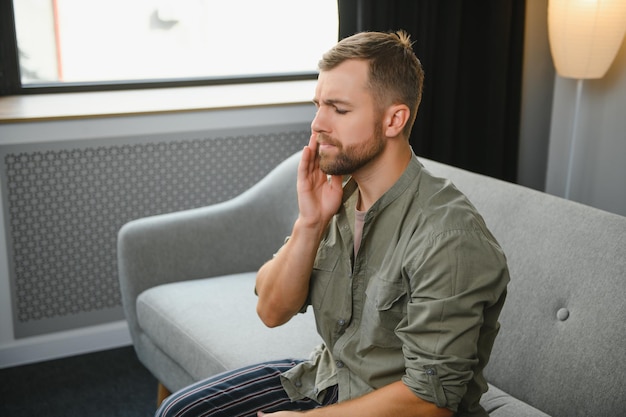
[312,98,353,107]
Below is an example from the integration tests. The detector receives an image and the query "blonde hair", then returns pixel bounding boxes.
[318,30,425,138]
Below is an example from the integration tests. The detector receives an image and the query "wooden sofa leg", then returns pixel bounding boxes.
[157,382,172,407]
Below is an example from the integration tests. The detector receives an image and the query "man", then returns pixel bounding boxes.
[157,30,509,417]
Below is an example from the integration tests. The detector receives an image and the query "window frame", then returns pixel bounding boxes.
[0,1,321,96]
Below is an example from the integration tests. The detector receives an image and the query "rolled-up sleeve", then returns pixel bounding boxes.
[398,228,509,411]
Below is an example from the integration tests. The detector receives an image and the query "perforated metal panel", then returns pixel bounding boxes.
[1,125,307,337]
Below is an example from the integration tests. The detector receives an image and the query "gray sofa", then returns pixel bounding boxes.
[118,151,626,416]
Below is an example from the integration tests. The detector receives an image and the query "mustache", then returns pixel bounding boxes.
[316,133,341,147]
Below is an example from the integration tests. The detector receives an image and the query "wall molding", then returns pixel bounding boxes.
[0,320,131,368]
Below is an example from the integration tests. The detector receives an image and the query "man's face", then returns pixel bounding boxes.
[312,59,385,176]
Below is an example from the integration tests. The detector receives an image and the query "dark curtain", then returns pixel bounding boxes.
[337,0,526,182]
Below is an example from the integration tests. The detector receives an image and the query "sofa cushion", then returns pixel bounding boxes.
[137,272,321,383]
[480,385,550,417]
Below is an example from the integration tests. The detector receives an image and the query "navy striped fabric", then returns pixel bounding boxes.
[156,360,338,417]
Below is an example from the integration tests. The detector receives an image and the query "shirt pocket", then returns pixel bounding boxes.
[361,278,407,349]
[310,245,340,311]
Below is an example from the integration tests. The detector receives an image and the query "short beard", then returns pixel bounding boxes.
[318,121,385,176]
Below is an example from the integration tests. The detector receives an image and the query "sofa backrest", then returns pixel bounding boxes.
[420,158,626,417]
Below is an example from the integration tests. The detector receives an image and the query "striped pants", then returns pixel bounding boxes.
[156,359,339,417]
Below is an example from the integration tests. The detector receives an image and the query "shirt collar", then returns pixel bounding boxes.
[340,151,423,218]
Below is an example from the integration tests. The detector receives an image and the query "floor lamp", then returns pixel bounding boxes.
[547,0,626,200]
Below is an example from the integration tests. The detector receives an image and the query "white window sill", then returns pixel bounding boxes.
[0,80,317,124]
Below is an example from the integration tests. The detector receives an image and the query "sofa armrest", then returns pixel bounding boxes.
[118,151,300,344]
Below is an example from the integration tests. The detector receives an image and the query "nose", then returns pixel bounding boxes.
[311,107,328,134]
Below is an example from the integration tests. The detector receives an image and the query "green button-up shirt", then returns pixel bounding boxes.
[280,154,509,416]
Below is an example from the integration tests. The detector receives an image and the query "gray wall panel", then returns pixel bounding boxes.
[1,124,308,338]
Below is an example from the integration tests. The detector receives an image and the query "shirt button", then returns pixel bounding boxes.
[336,360,345,368]
[295,380,302,388]
[337,319,346,326]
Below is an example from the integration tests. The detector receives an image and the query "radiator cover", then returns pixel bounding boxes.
[1,124,307,338]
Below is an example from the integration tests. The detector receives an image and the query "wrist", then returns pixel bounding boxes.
[293,216,328,242]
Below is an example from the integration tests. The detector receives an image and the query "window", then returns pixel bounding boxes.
[4,0,338,93]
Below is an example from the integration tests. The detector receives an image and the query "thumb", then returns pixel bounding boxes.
[257,412,265,417]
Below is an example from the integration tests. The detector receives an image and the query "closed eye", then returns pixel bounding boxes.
[313,98,352,115]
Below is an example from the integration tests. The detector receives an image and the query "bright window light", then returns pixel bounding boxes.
[13,0,338,85]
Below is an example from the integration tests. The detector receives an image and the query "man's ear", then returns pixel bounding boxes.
[383,104,410,138]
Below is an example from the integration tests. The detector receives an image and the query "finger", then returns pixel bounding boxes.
[308,131,318,151]
[300,137,320,176]
[299,144,314,177]
[305,133,318,165]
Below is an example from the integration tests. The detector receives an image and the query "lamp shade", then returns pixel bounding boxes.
[548,0,626,79]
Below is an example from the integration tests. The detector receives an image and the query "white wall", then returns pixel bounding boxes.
[545,20,626,217]
[517,0,555,191]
